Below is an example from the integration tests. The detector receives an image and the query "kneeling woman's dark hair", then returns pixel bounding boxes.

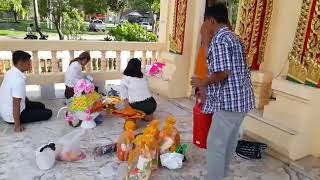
[123,58,143,78]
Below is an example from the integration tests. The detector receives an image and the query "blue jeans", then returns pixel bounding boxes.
[207,110,246,180]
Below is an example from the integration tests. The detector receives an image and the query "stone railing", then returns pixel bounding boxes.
[0,40,163,85]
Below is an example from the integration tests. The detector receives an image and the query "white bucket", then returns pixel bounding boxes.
[35,145,56,170]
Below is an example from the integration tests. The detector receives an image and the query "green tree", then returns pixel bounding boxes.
[39,0,47,18]
[81,0,109,15]
[33,0,41,31]
[107,0,126,24]
[49,0,71,40]
[128,0,160,32]
[129,0,160,14]
[0,0,30,22]
[0,0,22,12]
[62,8,86,40]
[226,0,239,29]
[109,22,157,42]
[38,0,84,40]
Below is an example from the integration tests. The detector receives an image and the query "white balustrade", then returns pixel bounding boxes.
[0,40,163,85]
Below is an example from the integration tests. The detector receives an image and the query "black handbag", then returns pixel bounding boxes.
[236,140,267,160]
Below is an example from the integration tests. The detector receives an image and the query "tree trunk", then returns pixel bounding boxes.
[52,13,64,40]
[116,12,122,24]
[150,11,156,33]
[33,0,41,32]
[47,0,53,29]
[55,22,64,40]
[13,11,19,23]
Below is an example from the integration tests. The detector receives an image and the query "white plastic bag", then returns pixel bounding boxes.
[35,143,56,170]
[160,153,184,170]
[56,129,86,161]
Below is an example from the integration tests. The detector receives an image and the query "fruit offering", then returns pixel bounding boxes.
[117,121,136,161]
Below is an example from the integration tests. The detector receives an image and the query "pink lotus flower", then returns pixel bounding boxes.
[74,79,87,95]
[87,107,93,114]
[84,83,95,94]
[74,79,95,96]
[65,112,75,122]
[85,114,93,122]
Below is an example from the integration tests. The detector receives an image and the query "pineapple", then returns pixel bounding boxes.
[86,92,101,107]
[69,92,102,113]
[70,96,89,113]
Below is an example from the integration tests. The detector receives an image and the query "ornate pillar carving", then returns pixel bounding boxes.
[287,0,320,88]
[235,0,273,70]
[169,0,188,55]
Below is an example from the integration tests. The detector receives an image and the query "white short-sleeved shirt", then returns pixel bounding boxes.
[0,67,26,123]
[120,75,152,103]
[65,61,84,87]
[27,27,32,34]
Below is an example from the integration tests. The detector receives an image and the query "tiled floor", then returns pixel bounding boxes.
[0,93,313,180]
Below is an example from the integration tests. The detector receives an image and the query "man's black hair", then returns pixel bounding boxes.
[204,3,229,24]
[12,50,31,65]
[123,58,143,78]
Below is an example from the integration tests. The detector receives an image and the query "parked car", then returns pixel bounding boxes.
[89,20,106,32]
[140,22,153,32]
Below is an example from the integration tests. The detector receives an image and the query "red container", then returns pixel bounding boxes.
[193,102,213,149]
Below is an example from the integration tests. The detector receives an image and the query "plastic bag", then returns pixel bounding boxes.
[143,120,160,170]
[117,121,136,161]
[160,153,184,170]
[127,155,152,180]
[148,62,165,77]
[127,135,152,180]
[35,143,56,170]
[160,116,180,153]
[56,129,86,162]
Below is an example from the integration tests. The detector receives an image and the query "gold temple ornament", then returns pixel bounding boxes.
[235,0,273,70]
[287,0,320,88]
[169,0,188,55]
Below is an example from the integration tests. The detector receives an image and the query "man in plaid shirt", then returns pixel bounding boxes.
[191,3,255,180]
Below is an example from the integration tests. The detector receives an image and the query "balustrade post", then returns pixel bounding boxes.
[151,51,157,64]
[82,51,91,73]
[100,50,107,71]
[32,51,39,74]
[69,50,75,61]
[116,51,121,72]
[51,50,59,72]
[10,51,14,70]
[130,51,135,59]
[142,51,147,69]
[95,58,100,71]
[38,50,56,99]
[86,60,92,73]
[0,60,4,74]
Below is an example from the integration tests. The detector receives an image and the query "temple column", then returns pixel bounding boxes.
[244,0,320,160]
[150,0,206,98]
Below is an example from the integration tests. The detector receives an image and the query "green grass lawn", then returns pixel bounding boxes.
[0,19,112,38]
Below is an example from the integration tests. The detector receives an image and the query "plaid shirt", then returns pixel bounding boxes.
[203,26,255,114]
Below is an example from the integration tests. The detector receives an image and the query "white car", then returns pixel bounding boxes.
[140,22,153,32]
[89,20,106,32]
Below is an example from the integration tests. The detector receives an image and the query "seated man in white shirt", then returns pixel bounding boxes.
[27,24,34,35]
[0,51,52,132]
